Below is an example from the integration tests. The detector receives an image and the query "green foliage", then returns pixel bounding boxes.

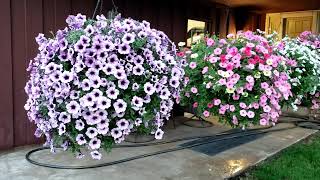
[84,19,95,27]
[136,125,152,135]
[132,38,147,51]
[62,61,72,71]
[101,136,115,153]
[66,30,85,44]
[39,105,49,117]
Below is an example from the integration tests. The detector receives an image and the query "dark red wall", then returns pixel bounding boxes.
[0,0,232,149]
[0,0,14,150]
[234,8,266,31]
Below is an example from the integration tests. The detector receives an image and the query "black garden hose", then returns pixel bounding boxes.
[25,116,320,169]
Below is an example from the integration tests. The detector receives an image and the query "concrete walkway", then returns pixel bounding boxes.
[0,116,317,180]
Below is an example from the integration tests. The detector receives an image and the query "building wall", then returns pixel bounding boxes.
[234,9,266,32]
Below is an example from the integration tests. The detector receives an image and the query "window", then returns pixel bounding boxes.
[187,19,207,47]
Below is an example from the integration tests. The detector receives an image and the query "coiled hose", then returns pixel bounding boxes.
[25,116,320,169]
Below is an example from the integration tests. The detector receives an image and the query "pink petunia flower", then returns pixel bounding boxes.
[189,62,197,69]
[203,110,210,117]
[207,38,215,46]
[213,99,221,106]
[191,87,198,94]
[259,119,268,126]
[239,110,247,117]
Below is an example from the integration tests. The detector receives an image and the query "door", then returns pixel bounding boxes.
[265,13,282,39]
[284,16,313,38]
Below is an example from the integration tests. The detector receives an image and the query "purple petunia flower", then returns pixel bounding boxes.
[90,77,102,89]
[97,96,111,109]
[86,68,99,79]
[97,118,109,129]
[86,113,101,125]
[81,79,91,91]
[74,41,86,53]
[89,137,101,150]
[91,89,103,99]
[134,55,144,64]
[160,88,171,100]
[113,99,127,114]
[125,63,133,71]
[97,126,109,135]
[45,62,56,74]
[106,87,119,100]
[116,119,129,130]
[114,69,127,80]
[102,63,115,75]
[97,51,107,61]
[122,33,135,44]
[86,127,98,139]
[135,118,142,126]
[132,83,140,91]
[92,42,103,52]
[132,65,144,76]
[85,48,96,58]
[50,71,62,82]
[144,82,155,95]
[60,71,73,83]
[138,31,147,38]
[76,134,87,145]
[118,79,130,89]
[90,150,102,160]
[144,95,151,103]
[84,24,95,35]
[58,52,69,61]
[107,54,119,64]
[66,101,80,114]
[82,93,95,107]
[118,43,131,54]
[111,128,123,139]
[58,112,71,124]
[103,41,114,51]
[169,78,180,88]
[58,123,66,135]
[96,109,108,119]
[75,120,85,131]
[84,57,95,67]
[79,35,90,46]
[155,129,164,139]
[131,96,144,108]
[70,91,80,100]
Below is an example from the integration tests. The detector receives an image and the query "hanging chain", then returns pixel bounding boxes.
[92,0,118,19]
[92,0,101,19]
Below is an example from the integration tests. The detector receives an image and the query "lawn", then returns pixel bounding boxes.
[238,132,320,180]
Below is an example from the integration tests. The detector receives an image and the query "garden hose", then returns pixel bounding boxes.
[25,115,320,170]
[279,115,320,130]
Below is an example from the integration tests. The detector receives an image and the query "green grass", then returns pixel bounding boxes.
[240,132,320,180]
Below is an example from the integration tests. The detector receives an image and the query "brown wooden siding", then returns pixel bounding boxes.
[0,0,14,149]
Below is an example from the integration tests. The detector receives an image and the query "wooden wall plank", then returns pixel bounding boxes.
[55,0,72,29]
[71,0,95,18]
[11,0,44,146]
[0,0,14,150]
[11,0,29,146]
